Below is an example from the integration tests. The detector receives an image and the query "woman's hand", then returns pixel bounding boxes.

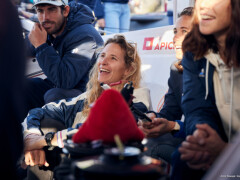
[138,112,156,129]
[138,113,175,138]
[179,124,227,170]
[179,135,212,170]
[194,124,227,158]
[24,149,49,167]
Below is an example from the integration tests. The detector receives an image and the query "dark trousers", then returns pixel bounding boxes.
[24,78,54,118]
[170,148,206,180]
[142,133,183,163]
[24,78,82,119]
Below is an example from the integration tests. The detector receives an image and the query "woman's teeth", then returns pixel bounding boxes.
[100,68,110,73]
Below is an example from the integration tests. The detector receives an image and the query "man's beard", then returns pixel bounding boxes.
[42,17,66,36]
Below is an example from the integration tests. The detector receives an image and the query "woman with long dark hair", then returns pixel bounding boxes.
[172,0,240,179]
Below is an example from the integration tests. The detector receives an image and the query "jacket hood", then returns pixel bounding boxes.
[67,2,95,30]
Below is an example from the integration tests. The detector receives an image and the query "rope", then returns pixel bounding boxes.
[156,89,168,112]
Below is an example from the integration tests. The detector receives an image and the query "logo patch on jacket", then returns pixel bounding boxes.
[72,48,79,53]
[199,68,205,77]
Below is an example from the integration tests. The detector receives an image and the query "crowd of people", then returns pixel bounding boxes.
[3,0,240,179]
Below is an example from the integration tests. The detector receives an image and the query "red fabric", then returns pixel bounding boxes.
[72,89,144,144]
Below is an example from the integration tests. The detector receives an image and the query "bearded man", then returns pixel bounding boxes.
[25,0,103,118]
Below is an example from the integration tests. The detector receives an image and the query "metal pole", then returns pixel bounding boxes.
[189,0,195,7]
[173,0,177,24]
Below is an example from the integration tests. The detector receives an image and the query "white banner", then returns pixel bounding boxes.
[102,26,175,111]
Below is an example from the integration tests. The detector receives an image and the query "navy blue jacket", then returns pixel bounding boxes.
[27,2,104,92]
[158,61,183,120]
[94,0,104,19]
[69,0,104,19]
[25,89,149,135]
[156,61,184,137]
[181,52,227,141]
[102,0,129,3]
[69,0,97,10]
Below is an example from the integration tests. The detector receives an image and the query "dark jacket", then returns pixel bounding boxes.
[158,61,183,120]
[69,0,104,20]
[181,52,228,141]
[28,2,104,92]
[102,0,129,3]
[171,51,229,180]
[25,88,150,136]
[69,0,97,10]
[94,0,104,19]
[156,60,184,137]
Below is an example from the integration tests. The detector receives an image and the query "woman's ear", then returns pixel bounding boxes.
[63,5,70,17]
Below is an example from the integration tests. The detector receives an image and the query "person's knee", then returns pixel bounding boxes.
[44,88,82,104]
[28,77,44,86]
[44,88,65,103]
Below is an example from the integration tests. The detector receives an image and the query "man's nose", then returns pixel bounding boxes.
[42,12,49,21]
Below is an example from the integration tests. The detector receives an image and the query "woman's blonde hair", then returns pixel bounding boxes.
[82,34,142,116]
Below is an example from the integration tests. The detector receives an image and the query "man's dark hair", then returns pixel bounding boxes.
[60,5,65,11]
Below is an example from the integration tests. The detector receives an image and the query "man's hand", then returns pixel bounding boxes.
[28,23,47,48]
[25,149,49,167]
[97,18,105,28]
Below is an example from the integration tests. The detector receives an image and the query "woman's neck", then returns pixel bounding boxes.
[214,30,228,63]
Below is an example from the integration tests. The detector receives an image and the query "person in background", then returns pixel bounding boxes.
[22,35,152,179]
[68,0,105,34]
[20,0,34,12]
[95,0,131,35]
[24,0,103,119]
[138,7,193,163]
[172,0,240,179]
[69,0,97,10]
[0,0,26,179]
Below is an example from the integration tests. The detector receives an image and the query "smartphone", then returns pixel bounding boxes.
[139,115,152,123]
